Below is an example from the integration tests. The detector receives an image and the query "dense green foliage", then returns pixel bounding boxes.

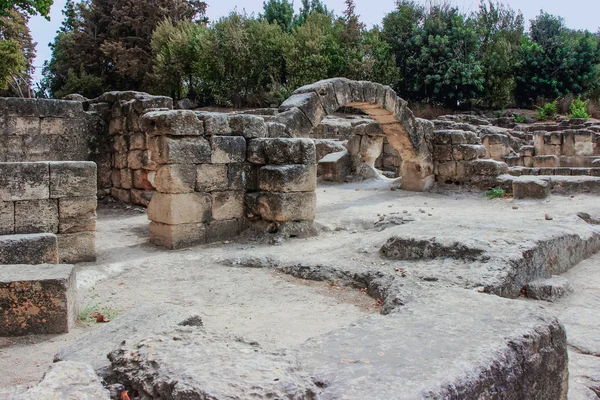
[0,8,34,96]
[536,100,558,121]
[568,96,590,119]
[32,0,600,109]
[0,0,52,18]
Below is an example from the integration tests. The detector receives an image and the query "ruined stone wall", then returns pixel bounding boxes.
[0,98,105,163]
[139,110,316,249]
[0,161,97,263]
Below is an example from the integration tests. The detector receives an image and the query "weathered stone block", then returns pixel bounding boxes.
[0,233,58,264]
[211,191,244,220]
[436,161,457,177]
[526,276,572,302]
[152,164,196,194]
[148,193,211,225]
[194,112,231,136]
[141,110,204,136]
[120,168,133,189]
[279,92,326,127]
[468,159,509,176]
[211,136,246,164]
[148,136,211,164]
[247,138,316,165]
[110,188,131,203]
[453,144,486,161]
[533,155,560,168]
[246,192,316,222]
[112,134,129,153]
[0,162,49,201]
[112,152,128,169]
[59,196,97,234]
[14,199,59,234]
[271,108,313,138]
[513,177,551,199]
[228,114,268,139]
[0,264,76,336]
[58,232,96,263]
[318,151,351,183]
[294,79,340,114]
[150,222,206,249]
[109,117,126,135]
[571,168,591,176]
[433,145,453,162]
[206,219,241,243]
[259,165,317,193]
[129,132,147,150]
[49,162,97,198]
[196,164,228,192]
[133,169,154,190]
[0,201,14,235]
[127,150,144,170]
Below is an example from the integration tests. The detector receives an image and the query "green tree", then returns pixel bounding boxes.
[293,0,331,28]
[474,0,524,108]
[0,8,35,96]
[261,0,294,32]
[0,0,52,19]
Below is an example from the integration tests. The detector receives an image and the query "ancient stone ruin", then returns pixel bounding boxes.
[2,78,600,399]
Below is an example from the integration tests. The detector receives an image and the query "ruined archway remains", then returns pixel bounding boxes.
[275,79,435,191]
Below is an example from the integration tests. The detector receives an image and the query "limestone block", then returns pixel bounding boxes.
[554,168,572,176]
[141,110,204,136]
[59,196,97,234]
[258,164,317,193]
[0,162,49,201]
[132,96,173,112]
[112,134,129,153]
[148,136,211,165]
[279,92,326,127]
[120,168,133,189]
[2,115,41,135]
[206,219,241,243]
[130,189,155,207]
[58,232,96,263]
[148,193,211,225]
[453,144,485,161]
[247,138,316,165]
[523,156,534,168]
[0,264,76,336]
[194,112,231,136]
[49,162,97,198]
[574,140,594,156]
[0,233,58,264]
[433,145,453,162]
[209,191,243,221]
[543,144,562,156]
[266,121,286,138]
[129,132,147,150]
[436,161,457,177]
[360,80,378,103]
[246,192,316,222]
[110,188,131,203]
[153,164,196,194]
[128,150,144,170]
[228,114,268,139]
[113,152,128,169]
[359,135,384,164]
[0,201,14,235]
[14,199,59,234]
[488,143,511,160]
[571,168,591,176]
[318,151,351,183]
[133,169,154,190]
[383,86,399,114]
[382,155,401,169]
[227,163,248,191]
[526,276,573,302]
[196,164,228,192]
[349,80,365,102]
[521,146,535,157]
[467,159,509,176]
[150,222,206,250]
[271,108,313,138]
[211,136,246,164]
[293,79,340,114]
[533,155,560,168]
[109,117,126,135]
[513,177,551,199]
[504,155,524,167]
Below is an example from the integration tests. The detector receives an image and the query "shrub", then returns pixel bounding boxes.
[536,100,557,121]
[568,96,590,119]
[486,188,505,199]
[513,113,527,123]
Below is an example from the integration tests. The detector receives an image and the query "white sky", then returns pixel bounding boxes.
[28,0,600,83]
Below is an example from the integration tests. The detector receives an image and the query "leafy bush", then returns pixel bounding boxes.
[486,188,506,199]
[536,100,557,120]
[513,113,527,123]
[568,96,590,119]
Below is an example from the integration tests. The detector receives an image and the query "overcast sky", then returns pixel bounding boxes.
[28,0,600,83]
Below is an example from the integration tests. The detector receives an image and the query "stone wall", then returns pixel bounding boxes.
[0,161,97,263]
[140,110,316,249]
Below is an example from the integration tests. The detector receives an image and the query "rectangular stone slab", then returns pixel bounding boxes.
[0,233,58,264]
[0,263,76,336]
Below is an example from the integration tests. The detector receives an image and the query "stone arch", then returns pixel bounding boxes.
[273,78,435,191]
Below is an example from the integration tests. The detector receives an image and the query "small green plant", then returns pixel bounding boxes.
[486,188,505,199]
[568,96,590,119]
[536,100,558,121]
[513,114,527,123]
[77,287,118,323]
[493,108,505,118]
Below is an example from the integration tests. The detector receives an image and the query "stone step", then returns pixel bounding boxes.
[0,263,76,336]
[505,174,600,198]
[0,233,58,265]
